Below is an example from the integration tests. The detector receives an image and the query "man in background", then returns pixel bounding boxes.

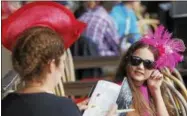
[79,1,120,56]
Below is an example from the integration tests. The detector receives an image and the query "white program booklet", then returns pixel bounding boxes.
[83,78,133,116]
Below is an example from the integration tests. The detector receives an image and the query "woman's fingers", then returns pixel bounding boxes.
[151,70,163,80]
[77,98,89,111]
[79,105,88,111]
[81,99,89,105]
[151,70,159,77]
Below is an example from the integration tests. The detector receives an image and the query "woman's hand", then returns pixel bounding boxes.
[148,70,169,116]
[77,99,89,111]
[147,70,163,96]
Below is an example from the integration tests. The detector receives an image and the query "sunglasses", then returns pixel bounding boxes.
[129,56,155,70]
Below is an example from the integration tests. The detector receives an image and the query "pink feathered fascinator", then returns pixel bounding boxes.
[141,25,186,71]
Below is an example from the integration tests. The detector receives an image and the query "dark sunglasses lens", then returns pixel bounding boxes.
[130,56,142,66]
[144,60,155,69]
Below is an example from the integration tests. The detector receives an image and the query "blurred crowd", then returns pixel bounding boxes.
[2,1,160,57]
[2,1,163,80]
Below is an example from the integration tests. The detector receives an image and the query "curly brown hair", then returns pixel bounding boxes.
[12,26,65,82]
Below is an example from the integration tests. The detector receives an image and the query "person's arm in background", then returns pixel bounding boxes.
[128,10,141,43]
[110,7,123,38]
[110,10,120,36]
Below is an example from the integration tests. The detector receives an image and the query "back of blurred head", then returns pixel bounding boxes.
[12,26,65,84]
[85,1,104,9]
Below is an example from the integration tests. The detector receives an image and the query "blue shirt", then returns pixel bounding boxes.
[110,3,141,43]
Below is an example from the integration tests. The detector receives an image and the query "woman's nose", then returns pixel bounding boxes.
[137,62,144,69]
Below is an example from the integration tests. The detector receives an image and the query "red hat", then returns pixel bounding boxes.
[2,1,86,51]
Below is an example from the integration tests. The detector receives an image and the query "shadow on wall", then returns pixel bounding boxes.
[2,46,12,78]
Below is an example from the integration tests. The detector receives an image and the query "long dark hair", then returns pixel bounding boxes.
[115,41,176,116]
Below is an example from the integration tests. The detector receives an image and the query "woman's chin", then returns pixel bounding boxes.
[132,76,146,86]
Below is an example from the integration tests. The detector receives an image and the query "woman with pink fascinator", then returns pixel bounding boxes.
[115,25,186,116]
[2,2,117,116]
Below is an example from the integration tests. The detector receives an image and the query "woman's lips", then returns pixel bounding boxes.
[135,71,144,75]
